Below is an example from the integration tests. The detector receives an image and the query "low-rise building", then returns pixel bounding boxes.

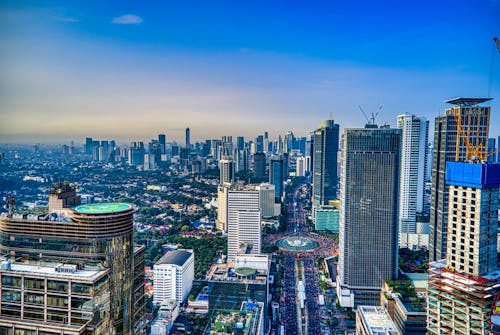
[355,305,400,335]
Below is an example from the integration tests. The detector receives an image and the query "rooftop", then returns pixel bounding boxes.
[156,249,193,267]
[1,261,108,281]
[72,202,133,214]
[445,97,492,106]
[358,306,400,335]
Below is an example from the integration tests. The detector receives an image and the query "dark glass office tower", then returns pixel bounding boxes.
[312,120,340,207]
[0,184,143,335]
[337,126,401,307]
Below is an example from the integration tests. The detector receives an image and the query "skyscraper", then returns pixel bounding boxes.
[226,188,261,260]
[337,126,401,307]
[427,162,500,334]
[312,120,340,207]
[429,98,490,261]
[219,157,235,186]
[185,127,191,149]
[253,152,267,182]
[0,184,145,334]
[397,114,429,246]
[269,155,284,203]
[158,133,166,154]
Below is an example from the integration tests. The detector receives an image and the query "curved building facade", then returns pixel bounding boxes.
[0,202,136,335]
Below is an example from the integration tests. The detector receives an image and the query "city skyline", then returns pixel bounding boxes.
[1,1,500,143]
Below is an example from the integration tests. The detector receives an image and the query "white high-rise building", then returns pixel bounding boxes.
[226,189,261,261]
[296,156,306,177]
[153,249,194,305]
[219,157,235,186]
[397,114,429,242]
[256,183,276,218]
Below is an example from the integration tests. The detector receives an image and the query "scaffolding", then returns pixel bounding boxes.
[427,261,500,335]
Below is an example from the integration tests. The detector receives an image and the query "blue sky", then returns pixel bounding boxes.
[1,1,499,143]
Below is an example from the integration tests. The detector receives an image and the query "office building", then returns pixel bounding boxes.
[429,98,490,261]
[153,249,194,305]
[256,183,277,218]
[355,306,400,335]
[380,281,427,335]
[427,162,500,334]
[253,152,267,182]
[206,254,269,324]
[226,188,261,261]
[312,120,340,207]
[185,127,191,149]
[397,114,429,246]
[337,126,401,307]
[158,133,166,154]
[219,157,235,186]
[0,184,144,335]
[269,156,284,203]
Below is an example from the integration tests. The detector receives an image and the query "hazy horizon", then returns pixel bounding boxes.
[1,1,500,144]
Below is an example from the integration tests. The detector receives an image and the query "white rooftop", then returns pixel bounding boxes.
[358,306,400,335]
[2,262,107,280]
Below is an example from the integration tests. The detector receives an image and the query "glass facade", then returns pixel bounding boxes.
[0,203,137,335]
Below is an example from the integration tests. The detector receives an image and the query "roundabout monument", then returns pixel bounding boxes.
[276,235,319,252]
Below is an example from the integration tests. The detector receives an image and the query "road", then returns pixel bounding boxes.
[279,183,331,335]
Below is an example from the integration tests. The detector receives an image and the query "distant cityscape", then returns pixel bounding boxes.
[0,97,499,335]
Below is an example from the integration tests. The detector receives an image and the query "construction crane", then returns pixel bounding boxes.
[358,105,381,126]
[446,98,497,162]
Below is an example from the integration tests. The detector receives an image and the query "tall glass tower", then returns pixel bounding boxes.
[312,120,340,207]
[0,183,143,335]
[337,125,401,307]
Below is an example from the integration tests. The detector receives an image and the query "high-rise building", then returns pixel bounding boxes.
[296,156,306,177]
[337,126,401,307]
[429,98,490,261]
[0,184,145,334]
[158,133,166,154]
[253,152,267,182]
[237,136,245,151]
[226,188,261,260]
[487,137,496,163]
[153,249,194,305]
[219,157,235,186]
[427,162,500,334]
[256,183,276,218]
[312,120,340,207]
[397,114,429,245]
[269,156,284,203]
[185,127,191,149]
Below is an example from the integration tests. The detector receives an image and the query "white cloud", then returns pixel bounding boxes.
[111,14,143,25]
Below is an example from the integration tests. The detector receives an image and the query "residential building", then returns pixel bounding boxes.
[397,114,429,246]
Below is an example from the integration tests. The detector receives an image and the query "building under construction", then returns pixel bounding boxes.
[427,162,500,334]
